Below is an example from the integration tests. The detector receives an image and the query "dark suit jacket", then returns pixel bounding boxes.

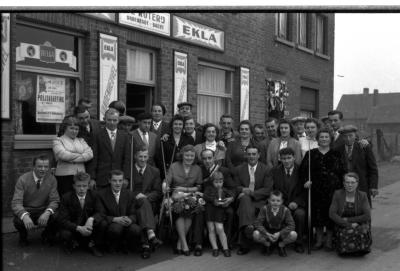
[131,129,158,166]
[57,190,97,231]
[271,164,305,208]
[233,162,273,204]
[87,128,131,186]
[201,165,236,196]
[150,120,170,137]
[94,187,137,225]
[335,143,378,197]
[78,119,101,149]
[131,165,162,203]
[331,133,346,149]
[186,129,203,145]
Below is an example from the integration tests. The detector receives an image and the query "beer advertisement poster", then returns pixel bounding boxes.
[36,75,66,123]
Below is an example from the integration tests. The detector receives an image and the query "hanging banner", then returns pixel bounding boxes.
[240,67,250,120]
[1,13,11,119]
[36,75,66,123]
[99,33,118,120]
[119,13,170,36]
[173,51,188,114]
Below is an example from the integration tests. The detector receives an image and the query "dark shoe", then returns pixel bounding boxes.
[294,244,305,253]
[183,250,191,256]
[173,248,182,255]
[262,245,272,256]
[237,247,250,255]
[223,249,231,257]
[212,249,219,257]
[149,237,163,250]
[278,246,287,257]
[90,246,104,257]
[141,247,151,259]
[194,245,203,256]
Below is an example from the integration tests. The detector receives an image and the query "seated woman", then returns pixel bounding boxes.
[165,145,203,256]
[194,123,226,166]
[329,172,372,256]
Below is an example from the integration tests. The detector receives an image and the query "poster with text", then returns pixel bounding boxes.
[174,51,188,114]
[240,67,250,120]
[1,13,10,119]
[36,75,66,123]
[99,33,118,120]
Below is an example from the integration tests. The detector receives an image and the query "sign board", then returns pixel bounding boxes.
[1,13,11,119]
[99,33,118,120]
[173,51,188,114]
[36,75,66,123]
[240,67,250,120]
[84,13,116,22]
[172,16,224,51]
[119,13,170,36]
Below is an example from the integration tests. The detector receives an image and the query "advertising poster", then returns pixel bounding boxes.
[174,51,188,114]
[1,13,10,119]
[240,67,250,120]
[119,13,170,36]
[99,33,118,120]
[36,75,66,123]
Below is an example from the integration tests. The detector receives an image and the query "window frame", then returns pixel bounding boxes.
[126,45,157,86]
[315,14,330,58]
[297,13,314,53]
[275,13,295,47]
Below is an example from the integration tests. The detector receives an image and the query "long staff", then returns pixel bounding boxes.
[307,139,312,254]
[130,133,134,192]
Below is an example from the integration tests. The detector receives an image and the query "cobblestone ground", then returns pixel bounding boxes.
[3,163,400,271]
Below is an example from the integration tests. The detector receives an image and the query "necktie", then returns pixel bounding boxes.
[110,131,116,151]
[139,168,144,176]
[79,197,85,209]
[86,125,90,133]
[142,132,149,147]
[249,167,255,192]
[286,170,291,178]
[347,145,353,158]
[114,193,119,204]
[36,179,41,190]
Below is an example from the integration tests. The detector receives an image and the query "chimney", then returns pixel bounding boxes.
[363,88,369,94]
[373,89,379,106]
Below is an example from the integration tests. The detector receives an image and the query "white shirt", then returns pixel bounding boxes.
[284,166,294,176]
[189,131,196,141]
[205,141,217,152]
[135,164,147,175]
[106,128,117,140]
[299,137,319,157]
[153,120,162,130]
[279,140,288,150]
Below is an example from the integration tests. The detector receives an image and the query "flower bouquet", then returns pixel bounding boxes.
[171,193,205,217]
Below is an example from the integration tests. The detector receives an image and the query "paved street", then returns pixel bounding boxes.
[3,163,400,271]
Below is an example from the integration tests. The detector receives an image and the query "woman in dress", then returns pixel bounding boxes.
[165,145,203,256]
[267,119,302,169]
[329,172,372,255]
[53,116,93,196]
[301,128,345,250]
[299,118,320,157]
[194,123,226,166]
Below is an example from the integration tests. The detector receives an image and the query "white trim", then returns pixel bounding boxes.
[197,91,232,98]
[16,64,81,78]
[198,61,235,72]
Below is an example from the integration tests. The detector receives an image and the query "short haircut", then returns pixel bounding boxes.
[316,127,334,142]
[58,115,80,136]
[105,108,120,117]
[328,110,343,120]
[220,114,233,122]
[210,171,224,182]
[279,147,295,157]
[200,148,215,158]
[152,103,166,115]
[277,119,295,138]
[183,115,195,123]
[134,145,149,155]
[238,120,254,134]
[254,124,264,130]
[169,114,185,130]
[270,190,283,198]
[265,117,278,125]
[344,172,360,182]
[109,100,126,115]
[109,169,124,179]
[33,155,51,166]
[202,123,219,141]
[73,172,91,183]
[74,105,89,116]
[246,144,260,153]
[78,98,91,105]
[305,118,321,129]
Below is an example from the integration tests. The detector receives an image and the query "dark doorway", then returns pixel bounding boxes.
[126,84,153,118]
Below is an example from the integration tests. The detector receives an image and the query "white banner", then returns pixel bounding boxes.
[240,67,250,120]
[174,51,188,114]
[119,13,170,36]
[1,13,10,119]
[36,75,66,123]
[99,33,118,120]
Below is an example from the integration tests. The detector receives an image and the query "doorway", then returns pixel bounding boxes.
[126,83,153,118]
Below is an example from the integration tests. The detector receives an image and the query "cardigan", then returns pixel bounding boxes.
[266,137,302,169]
[166,162,203,188]
[254,204,295,238]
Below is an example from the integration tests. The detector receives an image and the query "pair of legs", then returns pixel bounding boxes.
[175,217,192,252]
[253,230,297,248]
[136,198,158,243]
[314,226,333,249]
[96,220,142,252]
[207,221,228,251]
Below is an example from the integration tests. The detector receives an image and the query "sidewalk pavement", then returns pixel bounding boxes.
[3,180,400,271]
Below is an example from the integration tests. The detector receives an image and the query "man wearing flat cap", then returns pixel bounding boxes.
[335,124,379,205]
[177,102,202,131]
[131,113,158,166]
[119,115,136,133]
[291,116,307,140]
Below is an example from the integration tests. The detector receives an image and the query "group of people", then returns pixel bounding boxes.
[11,98,379,260]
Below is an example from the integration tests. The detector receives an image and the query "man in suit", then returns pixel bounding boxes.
[94,170,145,256]
[130,146,163,257]
[75,105,101,149]
[131,113,158,166]
[336,125,379,205]
[234,146,273,255]
[184,116,203,145]
[150,103,170,136]
[87,108,131,189]
[57,172,103,256]
[328,110,346,149]
[271,147,306,253]
[11,155,60,246]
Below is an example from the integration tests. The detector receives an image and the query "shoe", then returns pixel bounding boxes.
[278,246,287,257]
[90,246,104,257]
[223,249,231,257]
[183,250,191,256]
[294,244,305,253]
[194,245,203,256]
[150,237,163,250]
[262,246,272,256]
[141,247,151,259]
[236,247,250,255]
[173,248,182,255]
[212,249,219,257]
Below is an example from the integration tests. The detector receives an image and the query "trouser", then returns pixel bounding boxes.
[13,209,57,241]
[136,198,156,231]
[190,210,205,246]
[95,220,144,250]
[59,229,92,248]
[253,230,297,246]
[291,207,305,245]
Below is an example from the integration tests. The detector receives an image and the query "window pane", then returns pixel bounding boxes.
[197,95,231,124]
[127,48,154,83]
[198,65,226,94]
[316,15,325,53]
[299,13,306,46]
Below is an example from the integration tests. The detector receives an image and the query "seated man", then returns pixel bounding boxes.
[131,146,163,254]
[233,145,273,255]
[271,147,306,253]
[11,155,60,246]
[94,170,146,258]
[57,172,103,256]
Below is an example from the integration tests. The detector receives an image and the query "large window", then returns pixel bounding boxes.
[197,62,233,124]
[298,13,312,49]
[126,46,156,85]
[276,13,293,42]
[316,14,328,55]
[300,87,318,118]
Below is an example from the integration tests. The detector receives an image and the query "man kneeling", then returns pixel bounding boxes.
[251,190,297,257]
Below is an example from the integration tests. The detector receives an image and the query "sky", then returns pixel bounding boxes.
[334,13,400,108]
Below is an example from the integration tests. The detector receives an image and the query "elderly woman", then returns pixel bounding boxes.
[165,145,203,256]
[301,128,345,250]
[53,116,93,196]
[299,118,320,157]
[329,172,372,255]
[194,123,226,166]
[267,119,302,169]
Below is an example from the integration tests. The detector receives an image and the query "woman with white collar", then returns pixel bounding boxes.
[194,123,226,166]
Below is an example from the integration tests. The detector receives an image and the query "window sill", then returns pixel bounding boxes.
[315,52,331,60]
[14,135,56,150]
[296,45,314,55]
[274,36,295,48]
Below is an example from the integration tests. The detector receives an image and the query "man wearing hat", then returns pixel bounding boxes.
[177,102,202,131]
[131,113,158,166]
[291,116,307,140]
[118,115,136,133]
[335,124,379,205]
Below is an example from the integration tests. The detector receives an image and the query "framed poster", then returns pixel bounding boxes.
[99,33,118,120]
[1,13,11,119]
[240,67,250,120]
[173,51,188,114]
[36,75,66,123]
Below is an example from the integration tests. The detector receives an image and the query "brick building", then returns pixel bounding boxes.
[1,12,334,214]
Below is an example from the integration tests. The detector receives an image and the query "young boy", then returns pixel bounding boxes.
[251,190,297,257]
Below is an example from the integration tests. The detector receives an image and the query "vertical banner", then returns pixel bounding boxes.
[36,75,66,123]
[240,67,250,120]
[173,51,188,114]
[1,13,11,119]
[99,33,118,120]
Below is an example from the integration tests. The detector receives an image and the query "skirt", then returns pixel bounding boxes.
[334,223,372,255]
[205,203,226,223]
